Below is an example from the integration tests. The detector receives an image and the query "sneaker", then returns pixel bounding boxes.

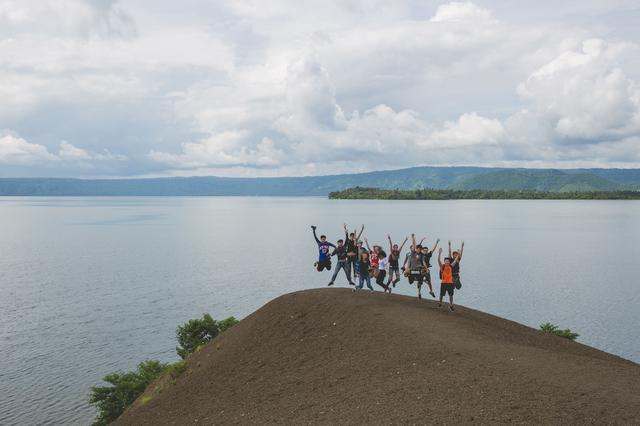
[388,287,392,294]
[418,293,422,299]
[348,281,355,286]
[449,305,455,312]
[328,281,334,287]
[429,291,435,298]
[352,287,357,292]
[370,290,374,294]
[314,262,318,268]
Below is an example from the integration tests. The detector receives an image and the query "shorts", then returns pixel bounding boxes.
[440,283,454,297]
[453,274,461,288]
[317,259,332,272]
[407,269,424,285]
[423,270,431,285]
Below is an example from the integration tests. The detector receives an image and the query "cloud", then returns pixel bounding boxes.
[0,131,126,166]
[517,39,640,142]
[1,1,640,176]
[430,1,495,23]
[0,132,57,164]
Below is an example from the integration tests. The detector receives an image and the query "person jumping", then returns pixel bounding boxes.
[387,235,408,287]
[311,225,335,272]
[376,249,391,293]
[354,241,374,293]
[345,223,364,280]
[420,238,439,298]
[403,234,430,299]
[448,240,465,290]
[328,238,355,286]
[438,248,460,311]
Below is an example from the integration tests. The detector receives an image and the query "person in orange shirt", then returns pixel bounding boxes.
[438,247,460,311]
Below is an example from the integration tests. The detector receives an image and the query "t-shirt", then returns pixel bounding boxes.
[423,251,433,268]
[332,245,348,261]
[452,260,460,276]
[359,258,370,272]
[345,235,357,256]
[441,264,454,284]
[389,248,400,267]
[378,257,388,271]
[318,241,332,261]
[408,251,424,269]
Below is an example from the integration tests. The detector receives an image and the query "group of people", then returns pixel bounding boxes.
[311,224,464,311]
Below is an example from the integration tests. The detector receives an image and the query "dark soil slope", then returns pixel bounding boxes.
[116,289,640,425]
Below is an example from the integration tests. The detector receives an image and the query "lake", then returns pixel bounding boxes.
[0,197,639,425]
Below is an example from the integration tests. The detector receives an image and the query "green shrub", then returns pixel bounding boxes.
[540,322,579,340]
[89,313,240,424]
[166,360,187,379]
[217,316,239,333]
[176,314,238,359]
[89,360,168,426]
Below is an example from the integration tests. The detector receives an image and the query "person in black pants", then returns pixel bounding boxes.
[344,223,364,281]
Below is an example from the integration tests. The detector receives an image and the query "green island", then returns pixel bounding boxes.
[328,187,640,200]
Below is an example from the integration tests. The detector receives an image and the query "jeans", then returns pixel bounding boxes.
[347,256,358,279]
[330,260,351,283]
[358,274,373,290]
[387,266,401,283]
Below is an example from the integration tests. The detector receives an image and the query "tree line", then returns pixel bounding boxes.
[328,187,640,200]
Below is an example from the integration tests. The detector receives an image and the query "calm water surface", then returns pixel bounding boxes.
[0,197,639,425]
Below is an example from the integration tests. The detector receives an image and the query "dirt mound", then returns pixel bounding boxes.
[116,289,640,425]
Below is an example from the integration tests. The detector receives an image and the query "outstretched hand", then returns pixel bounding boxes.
[311,225,317,230]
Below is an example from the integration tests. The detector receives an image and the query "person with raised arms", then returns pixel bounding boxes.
[311,225,335,272]
[345,223,364,280]
[403,233,429,299]
[387,235,408,287]
[438,247,460,311]
[363,237,381,278]
[353,241,374,293]
[420,238,439,298]
[327,237,354,287]
[448,240,465,290]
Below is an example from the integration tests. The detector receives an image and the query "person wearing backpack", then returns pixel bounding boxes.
[438,248,460,311]
[448,241,464,289]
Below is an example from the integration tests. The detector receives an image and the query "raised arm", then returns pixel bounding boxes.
[398,237,408,252]
[458,241,465,260]
[411,233,417,251]
[356,224,365,240]
[343,223,349,241]
[419,237,425,246]
[387,234,393,253]
[431,238,440,253]
[448,240,452,258]
[311,225,320,244]
[438,247,443,267]
[364,237,371,252]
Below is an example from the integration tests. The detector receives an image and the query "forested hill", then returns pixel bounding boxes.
[0,167,639,196]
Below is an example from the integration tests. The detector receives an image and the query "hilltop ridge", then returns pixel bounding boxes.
[115,289,640,425]
[1,167,640,195]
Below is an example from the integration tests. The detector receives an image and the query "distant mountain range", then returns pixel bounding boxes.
[0,167,639,196]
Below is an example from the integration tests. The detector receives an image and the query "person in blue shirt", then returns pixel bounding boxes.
[311,225,335,272]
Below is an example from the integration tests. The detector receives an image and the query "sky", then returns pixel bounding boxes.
[1,0,640,178]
